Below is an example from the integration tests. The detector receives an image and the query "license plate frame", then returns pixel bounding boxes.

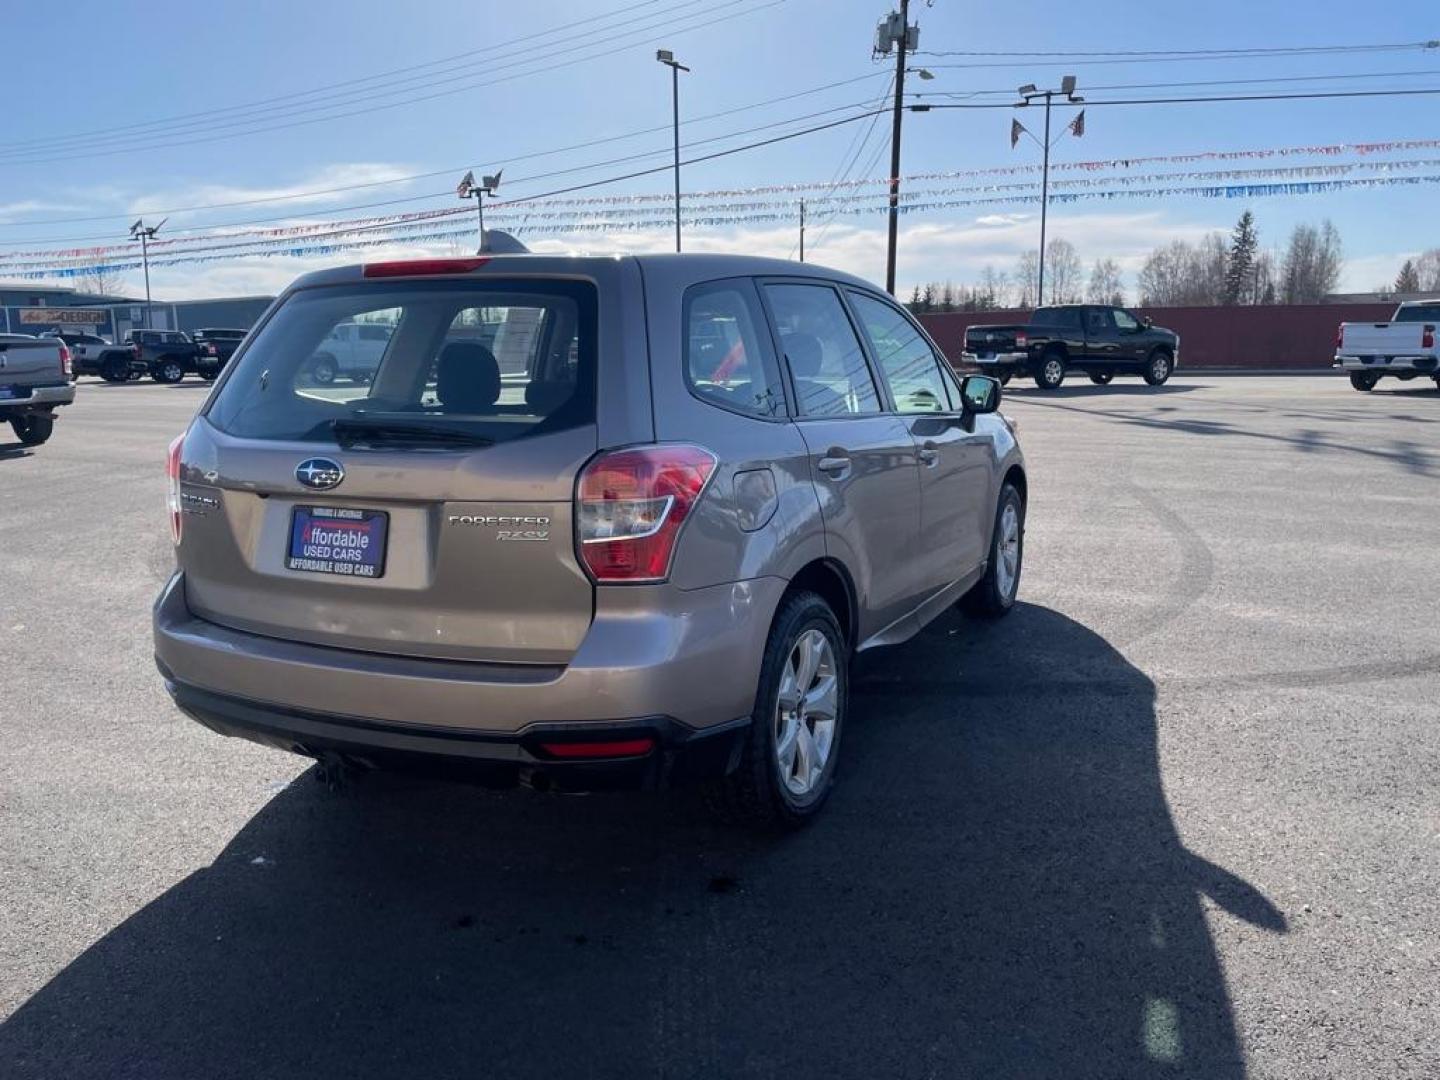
[285,506,389,580]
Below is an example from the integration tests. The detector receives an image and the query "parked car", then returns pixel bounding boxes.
[0,333,74,446]
[69,334,145,382]
[192,328,248,368]
[128,329,224,383]
[306,320,393,384]
[153,254,1027,826]
[962,304,1181,389]
[39,329,107,364]
[1335,300,1440,391]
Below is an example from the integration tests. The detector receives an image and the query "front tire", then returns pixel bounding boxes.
[1089,372,1114,385]
[1034,351,1066,390]
[1349,372,1378,391]
[705,591,846,829]
[1143,349,1174,386]
[10,415,54,446]
[154,359,185,384]
[997,372,1012,387]
[310,354,338,385]
[962,481,1025,618]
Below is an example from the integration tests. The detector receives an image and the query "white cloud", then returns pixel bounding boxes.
[127,163,421,217]
[0,198,86,223]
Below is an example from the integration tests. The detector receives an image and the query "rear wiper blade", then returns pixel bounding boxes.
[331,419,494,449]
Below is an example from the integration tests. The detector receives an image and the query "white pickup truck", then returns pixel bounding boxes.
[0,334,75,446]
[1335,300,1440,391]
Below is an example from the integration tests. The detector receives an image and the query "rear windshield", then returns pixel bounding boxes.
[205,278,596,444]
[1394,304,1440,323]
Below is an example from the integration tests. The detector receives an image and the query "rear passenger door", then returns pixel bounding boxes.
[847,290,992,591]
[761,280,926,643]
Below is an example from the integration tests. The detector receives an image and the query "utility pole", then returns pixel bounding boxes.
[876,0,914,296]
[656,50,690,253]
[129,218,164,330]
[799,198,806,262]
[1014,76,1084,306]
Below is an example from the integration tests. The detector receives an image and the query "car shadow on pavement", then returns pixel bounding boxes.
[0,604,1285,1080]
[1003,384,1204,398]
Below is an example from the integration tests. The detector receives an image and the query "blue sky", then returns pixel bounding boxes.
[1,0,1436,299]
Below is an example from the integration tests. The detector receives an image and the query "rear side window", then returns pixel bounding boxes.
[764,283,880,416]
[1395,305,1440,323]
[684,281,785,418]
[847,292,951,414]
[205,278,596,444]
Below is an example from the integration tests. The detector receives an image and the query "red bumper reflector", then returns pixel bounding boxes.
[540,737,656,759]
[363,257,489,278]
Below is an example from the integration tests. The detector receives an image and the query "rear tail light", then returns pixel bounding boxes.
[362,257,489,278]
[576,443,717,582]
[1336,324,1345,349]
[538,737,656,759]
[57,342,72,378]
[1015,332,1028,349]
[1423,324,1435,350]
[166,434,184,545]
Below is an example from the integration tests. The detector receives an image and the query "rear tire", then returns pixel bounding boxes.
[705,591,846,829]
[1349,372,1378,392]
[962,481,1025,618]
[1088,372,1114,385]
[10,415,54,446]
[311,354,338,385]
[102,356,131,383]
[154,359,185,384]
[1034,351,1066,390]
[1143,349,1174,386]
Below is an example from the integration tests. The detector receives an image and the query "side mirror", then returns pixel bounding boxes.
[960,374,1001,414]
[1141,315,1153,329]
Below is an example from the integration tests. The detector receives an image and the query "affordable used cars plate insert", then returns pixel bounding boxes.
[286,506,388,579]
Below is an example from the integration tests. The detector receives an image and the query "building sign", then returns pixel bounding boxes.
[18,307,108,326]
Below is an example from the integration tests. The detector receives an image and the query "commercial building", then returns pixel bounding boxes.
[0,283,273,339]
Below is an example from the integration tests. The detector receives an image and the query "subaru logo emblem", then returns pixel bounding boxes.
[295,458,344,490]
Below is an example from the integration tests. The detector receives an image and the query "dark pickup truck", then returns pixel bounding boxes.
[962,304,1181,389]
[70,329,220,383]
[191,328,247,368]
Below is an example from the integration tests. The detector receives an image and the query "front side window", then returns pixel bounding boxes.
[1113,309,1140,332]
[205,279,596,445]
[848,292,951,414]
[683,281,785,418]
[764,283,880,416]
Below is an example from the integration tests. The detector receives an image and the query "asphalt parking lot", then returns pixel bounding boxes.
[1,374,1436,1079]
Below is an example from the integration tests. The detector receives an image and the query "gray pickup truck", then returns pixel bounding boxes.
[0,334,75,446]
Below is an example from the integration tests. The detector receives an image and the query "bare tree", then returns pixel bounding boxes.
[978,265,1011,309]
[1045,239,1082,304]
[77,261,126,297]
[1086,258,1125,306]
[1279,221,1343,303]
[1136,233,1229,306]
[1413,248,1440,291]
[1015,251,1039,308]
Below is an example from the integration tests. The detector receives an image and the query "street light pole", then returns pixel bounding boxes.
[1014,76,1083,307]
[456,170,503,252]
[129,218,164,330]
[656,50,690,253]
[799,198,806,263]
[884,0,909,296]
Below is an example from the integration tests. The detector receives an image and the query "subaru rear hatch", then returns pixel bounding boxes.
[177,258,644,664]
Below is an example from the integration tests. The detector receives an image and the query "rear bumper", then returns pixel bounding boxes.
[159,672,748,789]
[1334,355,1438,373]
[0,383,74,415]
[153,570,782,776]
[962,351,1029,370]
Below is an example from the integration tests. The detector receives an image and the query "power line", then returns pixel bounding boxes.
[0,0,704,155]
[0,1,784,166]
[913,39,1439,59]
[915,69,1440,99]
[911,87,1440,108]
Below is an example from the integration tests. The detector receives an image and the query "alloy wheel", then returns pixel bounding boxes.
[773,628,839,797]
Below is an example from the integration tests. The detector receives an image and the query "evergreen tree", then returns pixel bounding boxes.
[907,284,923,312]
[1394,259,1421,294]
[921,282,936,311]
[1223,211,1258,305]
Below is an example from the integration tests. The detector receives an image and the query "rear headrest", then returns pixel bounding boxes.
[781,332,824,377]
[436,342,500,412]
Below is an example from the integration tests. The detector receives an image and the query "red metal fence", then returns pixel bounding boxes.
[918,303,1396,371]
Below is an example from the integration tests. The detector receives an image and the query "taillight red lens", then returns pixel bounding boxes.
[1336,324,1345,349]
[1423,324,1435,350]
[57,343,72,378]
[1016,332,1028,349]
[362,257,490,278]
[576,444,717,582]
[166,434,184,545]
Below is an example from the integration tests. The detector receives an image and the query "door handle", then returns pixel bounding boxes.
[917,444,939,467]
[817,454,851,479]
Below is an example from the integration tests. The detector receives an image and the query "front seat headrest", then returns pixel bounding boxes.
[436,342,501,412]
[781,332,824,377]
